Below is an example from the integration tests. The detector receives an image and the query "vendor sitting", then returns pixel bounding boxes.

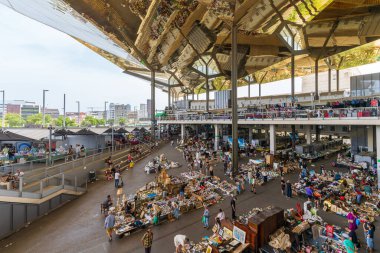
[305,185,314,200]
[102,195,113,212]
[334,172,341,181]
[124,201,133,215]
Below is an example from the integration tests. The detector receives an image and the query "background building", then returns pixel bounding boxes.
[147,99,151,118]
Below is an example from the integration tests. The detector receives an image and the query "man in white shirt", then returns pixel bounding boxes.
[174,234,189,253]
[114,171,120,188]
[216,209,225,221]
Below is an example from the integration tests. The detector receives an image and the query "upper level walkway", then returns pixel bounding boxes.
[157,107,380,126]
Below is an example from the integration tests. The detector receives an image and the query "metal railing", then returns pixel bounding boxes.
[0,143,138,176]
[0,139,159,197]
[157,107,380,121]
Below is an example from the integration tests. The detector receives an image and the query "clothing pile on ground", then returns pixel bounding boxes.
[292,162,380,221]
[144,153,181,174]
[107,169,234,238]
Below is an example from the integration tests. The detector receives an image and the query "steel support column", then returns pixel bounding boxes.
[376,126,380,188]
[291,38,295,103]
[214,124,219,151]
[336,69,340,91]
[151,70,156,140]
[328,68,332,93]
[291,125,296,149]
[269,125,276,155]
[248,76,251,98]
[231,24,238,176]
[315,60,319,100]
[206,68,209,112]
[168,87,171,108]
[291,38,296,148]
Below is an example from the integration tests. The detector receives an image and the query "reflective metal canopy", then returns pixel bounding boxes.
[2,0,380,96]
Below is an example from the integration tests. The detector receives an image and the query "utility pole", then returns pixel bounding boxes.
[0,90,4,130]
[42,89,49,127]
[63,94,66,128]
[104,101,108,122]
[76,101,80,126]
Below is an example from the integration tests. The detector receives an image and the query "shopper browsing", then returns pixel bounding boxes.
[141,228,153,253]
[174,234,190,253]
[104,211,115,242]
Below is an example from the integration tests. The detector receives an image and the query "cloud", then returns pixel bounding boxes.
[0,4,168,112]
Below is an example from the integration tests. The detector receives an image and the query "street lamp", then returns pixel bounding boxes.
[63,94,66,129]
[42,89,49,127]
[104,101,108,123]
[0,90,4,130]
[48,125,54,165]
[76,101,80,125]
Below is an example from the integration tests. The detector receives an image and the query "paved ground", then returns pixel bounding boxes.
[0,142,378,253]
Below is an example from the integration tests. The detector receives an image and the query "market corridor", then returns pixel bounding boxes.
[0,142,377,253]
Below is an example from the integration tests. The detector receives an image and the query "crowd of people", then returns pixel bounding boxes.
[98,133,378,253]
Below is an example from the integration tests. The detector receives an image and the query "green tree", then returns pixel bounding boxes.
[97,118,106,126]
[81,116,98,127]
[107,119,114,125]
[53,116,76,127]
[5,113,25,127]
[118,118,126,126]
[26,113,52,126]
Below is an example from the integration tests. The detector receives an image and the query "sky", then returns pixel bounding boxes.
[0,4,168,113]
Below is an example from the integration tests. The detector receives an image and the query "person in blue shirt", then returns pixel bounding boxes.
[202,205,210,229]
[104,211,115,241]
[367,223,375,253]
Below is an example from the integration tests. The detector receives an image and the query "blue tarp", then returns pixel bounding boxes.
[227,137,245,149]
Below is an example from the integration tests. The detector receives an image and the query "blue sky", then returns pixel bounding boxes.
[0,4,168,113]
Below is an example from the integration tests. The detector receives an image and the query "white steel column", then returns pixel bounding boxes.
[248,127,253,144]
[305,125,312,144]
[269,125,276,155]
[214,124,219,151]
[367,126,374,152]
[376,126,380,188]
[181,124,185,141]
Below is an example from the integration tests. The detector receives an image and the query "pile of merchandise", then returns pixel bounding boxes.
[292,168,379,221]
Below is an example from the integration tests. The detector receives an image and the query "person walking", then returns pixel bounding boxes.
[104,211,115,241]
[202,205,210,229]
[250,176,256,194]
[286,180,292,198]
[114,170,120,188]
[141,228,153,253]
[366,223,375,253]
[281,177,286,195]
[231,195,237,220]
[209,165,214,177]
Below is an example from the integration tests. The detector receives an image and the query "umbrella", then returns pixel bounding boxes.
[132,127,140,132]
[0,130,35,141]
[139,127,147,132]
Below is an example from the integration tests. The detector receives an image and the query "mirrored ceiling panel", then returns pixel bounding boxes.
[0,0,146,69]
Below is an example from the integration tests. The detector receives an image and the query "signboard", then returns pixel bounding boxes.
[233,226,246,244]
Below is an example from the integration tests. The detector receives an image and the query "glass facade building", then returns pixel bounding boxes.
[350,72,380,97]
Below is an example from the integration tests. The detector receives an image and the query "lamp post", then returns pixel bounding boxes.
[104,101,108,123]
[42,89,49,127]
[63,94,66,128]
[48,125,54,165]
[76,101,80,126]
[0,90,4,130]
[111,123,114,153]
